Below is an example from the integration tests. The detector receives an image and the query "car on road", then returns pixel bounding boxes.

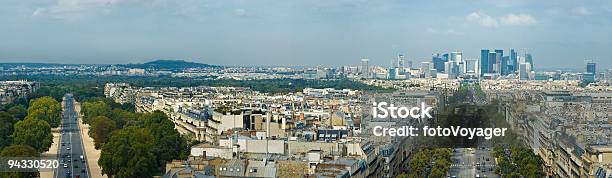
[67,147,71,150]
[63,164,68,168]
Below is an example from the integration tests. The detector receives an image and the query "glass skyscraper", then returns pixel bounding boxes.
[494,49,503,74]
[525,53,534,71]
[510,49,518,73]
[480,49,490,76]
[586,61,596,74]
[432,53,446,73]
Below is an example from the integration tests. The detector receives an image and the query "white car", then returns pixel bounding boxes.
[67,147,71,150]
[63,164,68,168]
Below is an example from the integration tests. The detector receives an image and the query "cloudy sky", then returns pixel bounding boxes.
[0,0,611,69]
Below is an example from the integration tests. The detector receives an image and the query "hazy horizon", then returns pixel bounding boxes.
[1,0,611,69]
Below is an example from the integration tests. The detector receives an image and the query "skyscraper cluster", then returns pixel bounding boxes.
[360,48,547,80]
[479,48,533,79]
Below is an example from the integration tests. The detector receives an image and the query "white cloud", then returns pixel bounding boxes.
[572,7,591,16]
[31,8,45,17]
[31,0,135,20]
[466,11,536,28]
[500,13,537,26]
[466,12,498,27]
[426,27,463,36]
[233,8,248,17]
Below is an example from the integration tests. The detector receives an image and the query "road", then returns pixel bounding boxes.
[55,94,90,178]
[448,84,498,177]
[449,148,498,178]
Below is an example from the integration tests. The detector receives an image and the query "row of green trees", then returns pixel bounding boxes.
[0,96,62,177]
[399,148,452,178]
[80,99,189,177]
[492,146,545,177]
[1,75,394,94]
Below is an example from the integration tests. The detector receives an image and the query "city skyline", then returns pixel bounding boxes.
[1,0,611,68]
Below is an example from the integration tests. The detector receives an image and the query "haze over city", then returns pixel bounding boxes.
[1,1,611,178]
[1,0,611,68]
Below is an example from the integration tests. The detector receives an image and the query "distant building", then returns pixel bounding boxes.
[586,60,596,74]
[360,58,370,79]
[387,67,397,80]
[501,56,510,76]
[582,60,597,84]
[488,51,497,74]
[525,53,534,71]
[494,49,503,74]
[444,61,457,79]
[432,53,446,72]
[450,52,462,63]
[510,49,518,73]
[128,68,145,75]
[464,59,478,74]
[420,62,432,78]
[480,49,490,76]
[397,54,405,68]
[0,80,38,105]
[519,63,530,80]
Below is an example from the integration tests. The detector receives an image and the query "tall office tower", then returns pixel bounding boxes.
[585,60,597,81]
[450,52,463,63]
[480,49,490,76]
[432,53,446,72]
[519,63,529,80]
[464,59,478,74]
[397,54,405,68]
[510,49,518,73]
[585,60,596,74]
[360,58,370,79]
[458,61,466,74]
[420,62,432,78]
[525,53,534,71]
[488,52,497,73]
[444,61,457,79]
[501,56,510,76]
[388,67,397,80]
[494,49,503,74]
[444,61,452,74]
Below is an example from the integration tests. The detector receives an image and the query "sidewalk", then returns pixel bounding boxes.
[40,130,60,178]
[74,101,107,178]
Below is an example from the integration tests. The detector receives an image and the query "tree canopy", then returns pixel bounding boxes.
[11,118,53,153]
[98,127,157,178]
[89,116,117,149]
[0,112,15,149]
[26,96,62,128]
[0,144,40,178]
